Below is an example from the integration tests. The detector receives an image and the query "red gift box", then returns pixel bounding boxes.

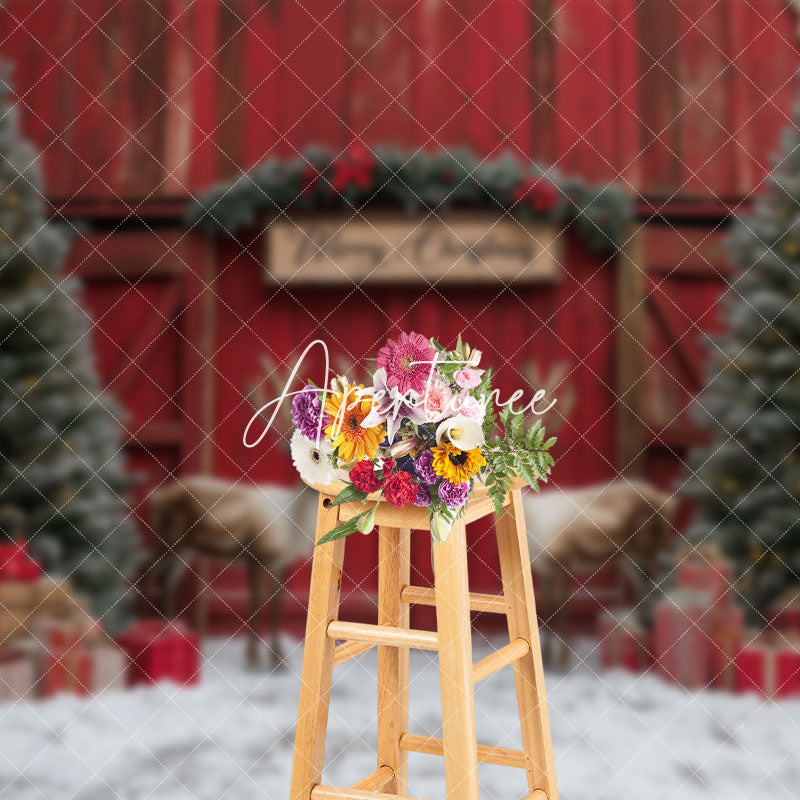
[37,627,93,698]
[654,589,714,689]
[767,589,800,635]
[710,605,745,690]
[735,635,800,698]
[116,620,200,686]
[0,541,42,583]
[597,609,652,673]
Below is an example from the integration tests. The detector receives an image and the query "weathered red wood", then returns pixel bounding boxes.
[3,0,795,631]
[65,230,187,279]
[636,1,683,197]
[3,0,797,203]
[529,0,557,165]
[643,225,730,277]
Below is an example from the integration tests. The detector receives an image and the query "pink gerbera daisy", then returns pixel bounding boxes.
[376,331,436,395]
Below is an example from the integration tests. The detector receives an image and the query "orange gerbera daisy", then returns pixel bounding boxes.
[324,384,384,463]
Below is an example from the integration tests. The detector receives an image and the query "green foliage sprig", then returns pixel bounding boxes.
[482,406,556,516]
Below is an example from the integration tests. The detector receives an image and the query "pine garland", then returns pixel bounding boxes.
[187,144,631,254]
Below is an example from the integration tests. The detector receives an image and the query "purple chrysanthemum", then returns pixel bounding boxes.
[414,450,437,485]
[438,479,470,509]
[291,386,329,440]
[413,484,432,507]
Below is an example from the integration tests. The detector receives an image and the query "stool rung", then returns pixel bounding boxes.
[472,638,530,684]
[399,733,527,768]
[525,791,548,800]
[311,786,429,800]
[350,765,394,792]
[327,620,438,651]
[332,640,375,667]
[400,585,507,614]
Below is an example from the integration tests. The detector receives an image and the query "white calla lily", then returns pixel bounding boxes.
[435,416,484,450]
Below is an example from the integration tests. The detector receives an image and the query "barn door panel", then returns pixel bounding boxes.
[631,225,730,457]
[66,229,194,536]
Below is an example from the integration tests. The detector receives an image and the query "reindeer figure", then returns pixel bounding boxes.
[523,480,675,668]
[146,476,316,668]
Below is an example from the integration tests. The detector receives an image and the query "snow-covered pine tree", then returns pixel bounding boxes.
[685,99,800,622]
[0,65,140,630]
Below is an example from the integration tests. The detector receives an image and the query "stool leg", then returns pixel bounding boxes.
[496,489,558,800]
[289,497,346,800]
[377,526,411,794]
[433,518,480,800]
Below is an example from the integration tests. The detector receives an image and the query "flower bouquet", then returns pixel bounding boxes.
[289,332,556,544]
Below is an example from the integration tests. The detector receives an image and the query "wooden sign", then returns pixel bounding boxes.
[264,215,562,285]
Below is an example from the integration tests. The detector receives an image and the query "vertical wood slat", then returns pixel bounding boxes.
[216,0,247,180]
[377,526,411,795]
[529,0,556,164]
[289,497,346,800]
[674,0,732,198]
[180,234,217,474]
[162,0,196,195]
[636,0,682,196]
[432,519,480,800]
[615,226,647,476]
[495,490,558,800]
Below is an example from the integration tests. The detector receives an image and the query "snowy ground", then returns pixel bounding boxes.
[0,636,798,800]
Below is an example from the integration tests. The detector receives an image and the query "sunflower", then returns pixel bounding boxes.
[431,442,486,484]
[324,384,384,463]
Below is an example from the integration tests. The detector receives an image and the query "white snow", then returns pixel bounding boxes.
[0,636,798,800]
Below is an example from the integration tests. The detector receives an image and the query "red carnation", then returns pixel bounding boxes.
[512,178,559,212]
[349,460,383,493]
[383,471,417,509]
[380,458,396,479]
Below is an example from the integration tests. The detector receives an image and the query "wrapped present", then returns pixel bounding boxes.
[34,578,87,613]
[0,541,42,583]
[0,580,38,611]
[654,589,714,689]
[735,635,800,698]
[22,618,126,697]
[675,553,733,619]
[597,609,652,672]
[116,620,200,686]
[35,626,93,698]
[767,589,800,635]
[0,649,36,702]
[87,641,128,693]
[0,576,91,645]
[710,604,745,690]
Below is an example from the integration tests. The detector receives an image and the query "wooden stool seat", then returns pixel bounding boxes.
[289,482,558,800]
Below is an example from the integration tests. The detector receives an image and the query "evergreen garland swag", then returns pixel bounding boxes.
[187,144,631,253]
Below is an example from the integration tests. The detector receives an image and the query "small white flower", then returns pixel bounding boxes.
[435,416,485,450]
[290,429,336,485]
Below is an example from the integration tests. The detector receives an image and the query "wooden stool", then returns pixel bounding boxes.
[289,480,558,800]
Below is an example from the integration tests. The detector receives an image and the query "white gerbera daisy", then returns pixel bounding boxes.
[290,429,335,485]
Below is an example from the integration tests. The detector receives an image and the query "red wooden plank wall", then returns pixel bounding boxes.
[2,0,797,207]
[2,0,797,630]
